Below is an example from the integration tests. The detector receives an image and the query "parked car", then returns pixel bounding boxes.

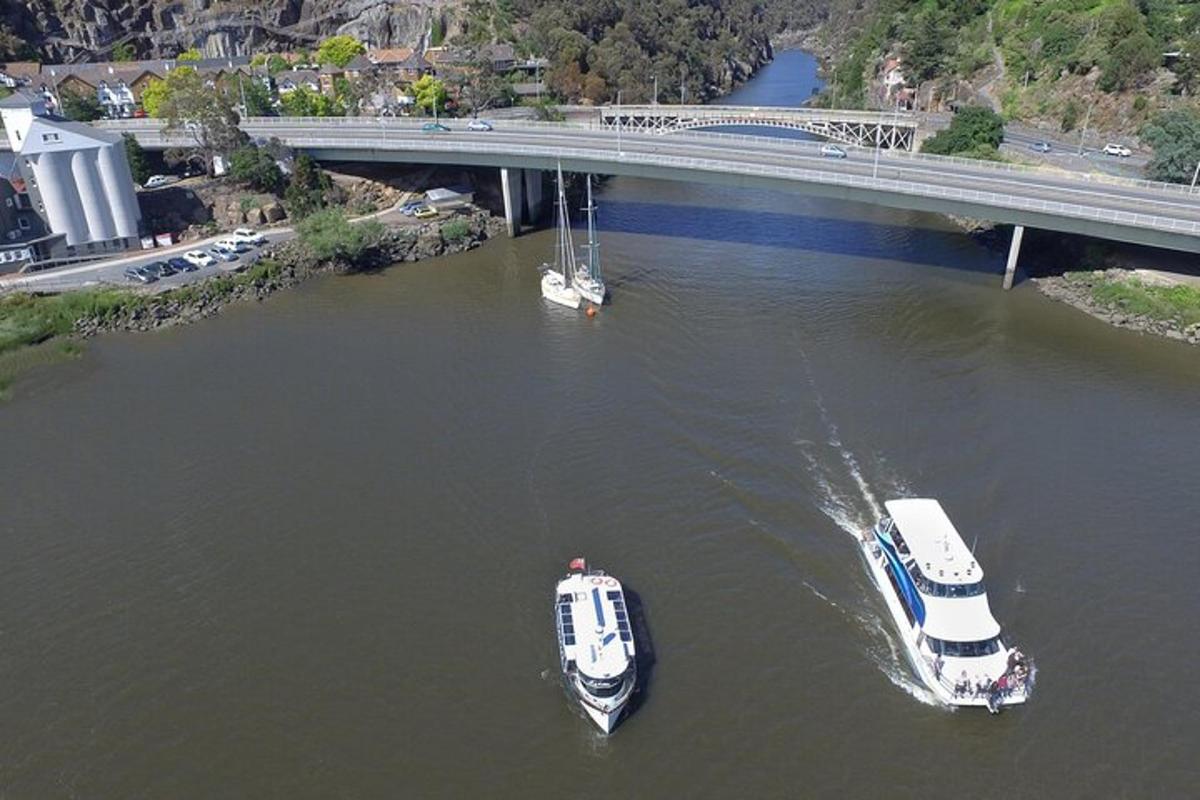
[207,247,238,263]
[167,256,193,272]
[819,144,847,159]
[414,206,439,219]
[123,266,156,284]
[230,227,266,245]
[1102,143,1132,157]
[142,174,176,189]
[466,119,493,132]
[184,250,215,268]
[215,238,251,254]
[147,260,176,277]
[400,202,424,216]
[421,122,451,133]
[1029,141,1052,153]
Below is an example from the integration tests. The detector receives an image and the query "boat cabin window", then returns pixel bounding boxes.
[580,673,625,697]
[905,562,985,597]
[924,635,1002,658]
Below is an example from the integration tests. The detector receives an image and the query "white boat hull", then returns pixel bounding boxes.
[574,277,606,306]
[542,270,581,309]
[857,532,1029,709]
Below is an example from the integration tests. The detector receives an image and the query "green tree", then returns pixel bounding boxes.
[229,144,282,192]
[280,86,345,117]
[123,133,152,185]
[140,76,170,117]
[112,42,136,62]
[178,47,203,62]
[921,105,1005,157]
[1172,35,1200,96]
[1061,99,1081,133]
[60,89,104,122]
[296,207,384,264]
[266,54,290,75]
[905,9,947,83]
[283,154,330,219]
[156,67,247,176]
[316,35,365,68]
[1142,109,1200,183]
[241,77,275,116]
[1098,2,1159,91]
[411,74,448,114]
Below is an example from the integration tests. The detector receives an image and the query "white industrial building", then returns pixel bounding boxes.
[0,91,142,264]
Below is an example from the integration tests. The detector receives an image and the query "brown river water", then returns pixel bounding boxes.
[1,52,1198,798]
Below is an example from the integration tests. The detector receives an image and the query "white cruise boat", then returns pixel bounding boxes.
[572,175,606,306]
[541,165,583,310]
[554,558,637,733]
[859,499,1034,712]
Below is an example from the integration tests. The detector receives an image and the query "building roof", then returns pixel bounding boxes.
[479,43,515,63]
[319,63,344,75]
[885,498,983,585]
[0,62,41,81]
[0,89,41,108]
[17,116,122,155]
[344,54,374,71]
[368,47,414,66]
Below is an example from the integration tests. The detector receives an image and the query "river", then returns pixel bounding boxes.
[1,50,1198,798]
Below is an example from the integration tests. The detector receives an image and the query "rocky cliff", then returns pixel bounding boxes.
[2,0,461,62]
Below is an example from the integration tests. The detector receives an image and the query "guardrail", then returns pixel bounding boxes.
[595,104,922,126]
[117,129,1200,237]
[99,117,1200,202]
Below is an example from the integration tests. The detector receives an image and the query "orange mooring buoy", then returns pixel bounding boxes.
[586,306,598,318]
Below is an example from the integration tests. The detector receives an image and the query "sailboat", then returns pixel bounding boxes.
[540,164,583,309]
[573,175,606,305]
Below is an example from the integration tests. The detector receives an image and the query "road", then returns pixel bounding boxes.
[99,117,1200,253]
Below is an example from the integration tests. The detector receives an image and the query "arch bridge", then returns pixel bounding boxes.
[597,105,919,150]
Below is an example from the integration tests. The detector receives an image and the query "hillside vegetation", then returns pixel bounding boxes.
[820,0,1200,134]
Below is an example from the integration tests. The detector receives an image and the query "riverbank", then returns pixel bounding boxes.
[1033,269,1200,345]
[0,208,505,397]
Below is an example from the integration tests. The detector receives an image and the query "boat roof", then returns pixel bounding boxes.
[556,572,634,679]
[885,498,984,585]
[921,594,1001,641]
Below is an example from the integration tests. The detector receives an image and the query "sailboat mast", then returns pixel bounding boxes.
[584,175,600,282]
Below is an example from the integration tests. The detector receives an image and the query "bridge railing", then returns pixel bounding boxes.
[98,118,1200,204]
[595,104,922,126]
[189,134,1200,236]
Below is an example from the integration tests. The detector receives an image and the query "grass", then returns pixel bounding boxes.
[1079,273,1200,328]
[440,218,470,243]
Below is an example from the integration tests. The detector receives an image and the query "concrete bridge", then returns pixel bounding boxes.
[101,117,1200,288]
[595,105,920,150]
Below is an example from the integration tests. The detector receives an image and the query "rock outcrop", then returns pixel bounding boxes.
[3,0,459,62]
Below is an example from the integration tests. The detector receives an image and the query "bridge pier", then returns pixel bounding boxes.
[500,168,546,237]
[1003,225,1025,290]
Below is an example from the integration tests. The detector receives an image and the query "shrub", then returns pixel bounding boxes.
[441,219,470,242]
[921,106,1005,158]
[296,208,384,263]
[229,145,282,193]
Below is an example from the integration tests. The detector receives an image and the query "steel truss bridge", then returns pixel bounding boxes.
[596,105,919,150]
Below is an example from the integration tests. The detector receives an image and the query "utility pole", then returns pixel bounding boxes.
[680,65,686,105]
[1191,160,1200,193]
[653,75,658,105]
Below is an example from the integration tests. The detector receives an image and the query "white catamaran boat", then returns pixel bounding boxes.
[540,165,583,309]
[859,498,1034,712]
[573,175,606,305]
[554,558,637,733]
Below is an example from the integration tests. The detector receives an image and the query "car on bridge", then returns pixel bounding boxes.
[820,144,847,159]
[422,122,451,133]
[1102,143,1132,157]
[466,119,493,132]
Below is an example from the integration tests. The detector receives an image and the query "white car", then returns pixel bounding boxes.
[142,174,177,189]
[1102,143,1132,157]
[230,227,266,245]
[183,250,215,268]
[820,144,848,159]
[466,119,494,132]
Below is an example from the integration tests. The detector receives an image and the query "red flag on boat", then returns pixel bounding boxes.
[568,557,587,572]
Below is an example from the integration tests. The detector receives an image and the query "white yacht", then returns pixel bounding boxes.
[554,558,637,733]
[572,175,606,306]
[541,165,583,310]
[859,499,1034,711]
